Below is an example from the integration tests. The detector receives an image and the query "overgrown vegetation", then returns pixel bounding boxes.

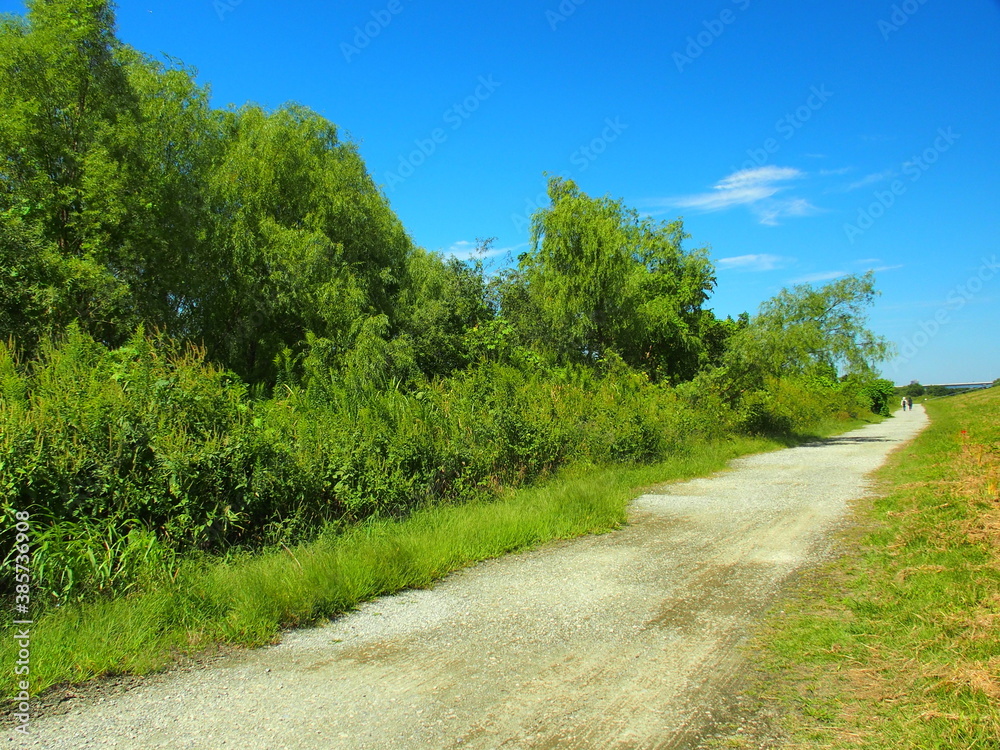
[754,387,1000,748]
[1,0,899,695]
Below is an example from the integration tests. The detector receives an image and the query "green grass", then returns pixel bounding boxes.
[2,434,802,699]
[749,387,1000,749]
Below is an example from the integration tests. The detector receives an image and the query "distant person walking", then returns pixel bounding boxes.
[906,395,913,411]
[901,396,908,411]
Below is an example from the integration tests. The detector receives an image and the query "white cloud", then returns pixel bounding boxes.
[716,166,803,190]
[787,264,900,285]
[446,240,476,258]
[716,253,791,271]
[667,166,816,225]
[790,270,849,284]
[846,169,894,191]
[674,185,777,211]
[754,197,819,226]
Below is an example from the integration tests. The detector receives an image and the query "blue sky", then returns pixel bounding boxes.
[3,0,998,384]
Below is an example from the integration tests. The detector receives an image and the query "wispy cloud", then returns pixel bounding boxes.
[754,197,820,226]
[850,258,903,273]
[846,169,894,191]
[791,270,849,284]
[716,253,792,272]
[671,166,802,210]
[446,240,477,259]
[819,166,851,176]
[788,264,901,285]
[665,166,817,225]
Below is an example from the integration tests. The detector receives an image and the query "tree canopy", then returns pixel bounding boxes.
[1,0,894,399]
[0,0,414,382]
[724,271,893,390]
[507,176,716,382]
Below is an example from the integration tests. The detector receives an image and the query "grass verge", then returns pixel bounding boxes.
[748,388,1000,748]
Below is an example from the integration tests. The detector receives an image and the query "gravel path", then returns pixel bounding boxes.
[9,408,927,749]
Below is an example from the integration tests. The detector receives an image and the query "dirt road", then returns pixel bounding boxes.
[11,409,927,749]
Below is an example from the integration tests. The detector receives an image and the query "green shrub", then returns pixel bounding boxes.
[1,326,870,607]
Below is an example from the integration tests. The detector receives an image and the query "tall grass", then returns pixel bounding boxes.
[0,326,887,698]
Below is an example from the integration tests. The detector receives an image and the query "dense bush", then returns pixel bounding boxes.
[0,327,755,605]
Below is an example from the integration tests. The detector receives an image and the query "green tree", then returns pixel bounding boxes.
[0,216,60,348]
[1,2,220,349]
[396,246,492,378]
[725,271,893,391]
[0,0,141,345]
[858,377,896,416]
[516,177,715,381]
[200,104,413,382]
[1,1,416,384]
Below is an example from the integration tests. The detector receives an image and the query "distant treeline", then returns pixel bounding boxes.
[1,1,895,607]
[898,382,997,398]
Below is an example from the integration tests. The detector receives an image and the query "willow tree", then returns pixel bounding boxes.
[395,247,492,378]
[201,103,414,382]
[516,177,715,382]
[1,0,416,384]
[724,271,893,390]
[0,0,140,347]
[1,1,221,349]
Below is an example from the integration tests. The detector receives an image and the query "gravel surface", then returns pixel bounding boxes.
[8,408,928,749]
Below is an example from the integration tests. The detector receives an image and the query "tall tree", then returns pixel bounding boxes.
[1,1,416,383]
[724,271,893,389]
[517,176,715,381]
[0,0,140,345]
[396,247,492,378]
[201,104,413,381]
